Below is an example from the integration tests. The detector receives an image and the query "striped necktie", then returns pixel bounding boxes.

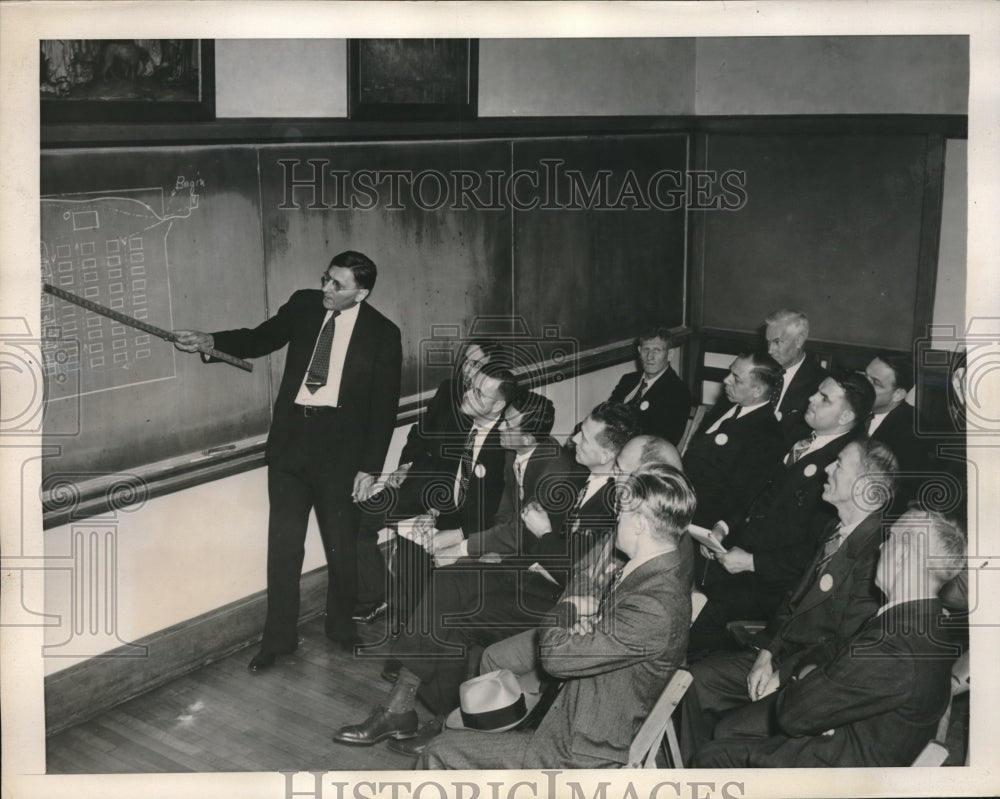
[814,525,844,575]
[628,377,649,406]
[304,311,339,393]
[456,425,478,508]
[514,458,525,501]
[788,432,816,464]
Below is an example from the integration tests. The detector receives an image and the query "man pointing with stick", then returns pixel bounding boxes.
[174,250,402,672]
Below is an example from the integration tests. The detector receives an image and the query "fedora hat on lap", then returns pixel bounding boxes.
[445,669,541,733]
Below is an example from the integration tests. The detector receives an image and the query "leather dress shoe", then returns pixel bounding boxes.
[247,647,294,673]
[380,659,402,683]
[332,706,418,746]
[386,718,443,756]
[352,600,388,624]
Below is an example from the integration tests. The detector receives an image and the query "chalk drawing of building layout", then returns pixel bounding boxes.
[40,189,197,399]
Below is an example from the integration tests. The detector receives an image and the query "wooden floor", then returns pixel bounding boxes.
[46,612,971,773]
[46,614,433,773]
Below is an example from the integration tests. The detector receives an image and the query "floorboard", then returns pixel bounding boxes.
[46,615,426,773]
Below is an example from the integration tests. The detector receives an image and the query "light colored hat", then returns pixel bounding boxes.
[445,669,541,733]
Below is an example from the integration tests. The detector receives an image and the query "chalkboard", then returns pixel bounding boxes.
[40,133,690,510]
[40,148,274,483]
[695,134,931,349]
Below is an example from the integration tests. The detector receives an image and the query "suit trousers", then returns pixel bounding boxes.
[262,414,360,653]
[678,648,758,765]
[392,565,561,716]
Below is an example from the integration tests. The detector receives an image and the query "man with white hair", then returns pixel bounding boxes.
[694,508,965,768]
[764,308,829,447]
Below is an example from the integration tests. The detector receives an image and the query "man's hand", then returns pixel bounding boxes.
[716,546,754,574]
[352,471,376,502]
[699,522,728,560]
[521,501,552,538]
[431,528,465,552]
[747,649,777,701]
[383,462,412,489]
[173,329,213,354]
[432,544,464,568]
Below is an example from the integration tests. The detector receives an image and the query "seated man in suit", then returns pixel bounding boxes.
[694,508,965,768]
[689,370,875,655]
[764,309,829,448]
[683,351,786,529]
[865,352,929,499]
[356,360,518,631]
[680,438,897,762]
[417,463,697,769]
[332,401,636,752]
[354,338,495,621]
[609,326,692,445]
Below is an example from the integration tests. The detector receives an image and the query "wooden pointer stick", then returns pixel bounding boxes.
[42,283,254,373]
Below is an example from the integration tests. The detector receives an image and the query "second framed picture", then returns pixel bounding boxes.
[348,39,478,121]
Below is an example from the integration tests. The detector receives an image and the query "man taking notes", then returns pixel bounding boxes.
[174,250,402,672]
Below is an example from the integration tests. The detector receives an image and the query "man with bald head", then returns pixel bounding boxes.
[764,309,829,448]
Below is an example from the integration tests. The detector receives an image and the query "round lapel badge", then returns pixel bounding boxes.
[714,433,729,446]
[474,463,487,478]
[819,573,834,592]
[803,463,817,477]
[639,400,650,411]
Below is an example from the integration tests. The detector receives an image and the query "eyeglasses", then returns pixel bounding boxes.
[321,274,359,292]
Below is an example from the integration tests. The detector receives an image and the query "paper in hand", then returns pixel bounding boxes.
[688,523,726,555]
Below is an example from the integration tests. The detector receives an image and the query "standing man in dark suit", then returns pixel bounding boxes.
[680,439,897,761]
[417,463,697,770]
[694,508,965,768]
[865,352,928,477]
[609,326,692,445]
[173,250,402,672]
[689,371,875,654]
[683,351,786,529]
[764,309,829,448]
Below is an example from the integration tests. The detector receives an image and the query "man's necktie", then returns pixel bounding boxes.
[304,311,339,393]
[568,484,589,532]
[514,459,525,501]
[788,432,816,464]
[814,525,844,576]
[456,425,477,508]
[628,377,649,406]
[594,566,625,622]
[772,369,786,411]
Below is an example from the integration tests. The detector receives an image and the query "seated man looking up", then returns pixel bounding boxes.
[331,401,636,753]
[418,463,697,770]
[679,439,897,762]
[689,370,875,655]
[683,351,786,529]
[694,508,966,768]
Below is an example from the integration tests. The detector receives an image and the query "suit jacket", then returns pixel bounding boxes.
[394,407,508,536]
[464,438,584,558]
[756,514,885,682]
[870,401,928,475]
[532,477,619,590]
[776,354,828,449]
[721,430,855,594]
[211,290,402,474]
[398,377,465,468]
[751,600,955,767]
[683,401,786,529]
[527,543,694,767]
[609,367,692,445]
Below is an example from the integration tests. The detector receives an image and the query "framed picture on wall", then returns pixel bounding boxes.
[40,39,215,124]
[348,39,478,121]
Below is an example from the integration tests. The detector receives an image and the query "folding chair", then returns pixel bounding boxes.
[678,405,710,456]
[911,649,970,767]
[627,668,693,768]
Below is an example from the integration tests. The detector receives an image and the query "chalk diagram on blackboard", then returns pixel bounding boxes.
[40,188,200,400]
